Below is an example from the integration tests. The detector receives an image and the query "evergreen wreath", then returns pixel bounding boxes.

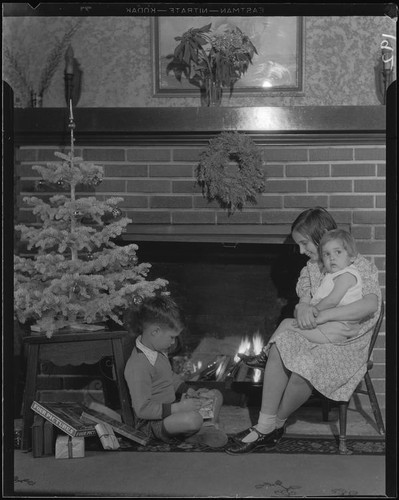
[196,132,265,214]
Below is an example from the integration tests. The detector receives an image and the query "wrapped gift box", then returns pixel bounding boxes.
[95,423,120,450]
[55,435,85,459]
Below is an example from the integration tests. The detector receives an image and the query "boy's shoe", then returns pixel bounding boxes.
[224,427,284,455]
[185,425,228,448]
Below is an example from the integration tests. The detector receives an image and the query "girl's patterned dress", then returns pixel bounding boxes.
[265,255,382,401]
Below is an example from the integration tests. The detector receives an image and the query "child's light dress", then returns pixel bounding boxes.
[310,264,363,341]
[265,255,381,401]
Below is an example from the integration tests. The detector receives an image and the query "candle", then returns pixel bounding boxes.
[65,45,74,75]
[69,99,74,121]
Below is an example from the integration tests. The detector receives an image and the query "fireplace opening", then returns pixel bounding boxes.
[134,241,307,388]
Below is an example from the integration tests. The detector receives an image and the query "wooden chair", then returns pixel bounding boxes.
[321,301,385,454]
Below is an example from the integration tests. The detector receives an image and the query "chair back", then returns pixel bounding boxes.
[367,301,384,360]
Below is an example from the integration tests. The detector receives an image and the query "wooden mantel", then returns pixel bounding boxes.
[13,106,386,146]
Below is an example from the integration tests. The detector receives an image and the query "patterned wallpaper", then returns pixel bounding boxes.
[2,15,396,107]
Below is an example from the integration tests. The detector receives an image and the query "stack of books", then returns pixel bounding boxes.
[30,400,149,457]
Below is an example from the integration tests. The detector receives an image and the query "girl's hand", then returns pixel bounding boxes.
[295,302,318,329]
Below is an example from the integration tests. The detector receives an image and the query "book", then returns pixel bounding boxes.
[43,420,55,455]
[31,401,97,438]
[181,388,218,419]
[31,414,44,457]
[87,401,122,422]
[81,408,149,446]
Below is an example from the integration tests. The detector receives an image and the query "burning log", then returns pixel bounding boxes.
[224,359,243,380]
[235,362,250,382]
[180,332,266,384]
[195,358,220,381]
[215,355,233,382]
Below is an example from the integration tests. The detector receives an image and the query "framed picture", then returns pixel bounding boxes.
[152,17,304,97]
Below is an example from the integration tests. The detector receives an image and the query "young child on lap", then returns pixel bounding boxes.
[270,229,363,345]
[124,294,227,447]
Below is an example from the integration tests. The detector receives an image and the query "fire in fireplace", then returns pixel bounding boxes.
[134,241,307,381]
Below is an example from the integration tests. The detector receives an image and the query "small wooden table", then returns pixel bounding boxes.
[21,329,134,451]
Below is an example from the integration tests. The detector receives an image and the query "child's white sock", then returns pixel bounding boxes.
[275,416,287,429]
[242,413,276,443]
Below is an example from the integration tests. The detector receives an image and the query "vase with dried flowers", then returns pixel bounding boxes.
[4,21,81,107]
[166,23,257,106]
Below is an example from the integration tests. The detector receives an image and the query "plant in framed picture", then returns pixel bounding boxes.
[153,17,303,101]
[166,23,257,106]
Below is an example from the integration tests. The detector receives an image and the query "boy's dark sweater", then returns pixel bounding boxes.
[124,346,185,421]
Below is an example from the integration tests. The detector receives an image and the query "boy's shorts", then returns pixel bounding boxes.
[135,417,176,443]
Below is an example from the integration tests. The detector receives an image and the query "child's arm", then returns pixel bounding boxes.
[314,272,357,312]
[294,264,319,329]
[125,361,163,420]
[315,294,378,325]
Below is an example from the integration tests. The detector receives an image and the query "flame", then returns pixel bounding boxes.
[253,368,262,383]
[252,331,264,355]
[252,332,264,383]
[234,336,251,363]
[190,361,202,374]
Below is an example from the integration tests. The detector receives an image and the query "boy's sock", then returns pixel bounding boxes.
[275,416,287,429]
[242,413,276,443]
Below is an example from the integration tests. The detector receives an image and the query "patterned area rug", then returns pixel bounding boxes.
[87,434,385,456]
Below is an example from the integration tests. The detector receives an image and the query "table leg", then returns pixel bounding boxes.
[112,339,134,427]
[21,343,39,451]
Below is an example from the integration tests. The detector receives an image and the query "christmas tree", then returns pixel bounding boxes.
[14,103,168,338]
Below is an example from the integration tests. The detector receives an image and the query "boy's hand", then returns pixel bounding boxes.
[178,398,202,412]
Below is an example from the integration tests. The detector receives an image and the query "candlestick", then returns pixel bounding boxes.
[65,45,74,75]
[64,46,75,105]
[69,99,74,121]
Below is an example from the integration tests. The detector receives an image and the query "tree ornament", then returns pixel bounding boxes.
[133,295,144,306]
[129,255,139,265]
[196,132,265,214]
[111,207,122,219]
[35,179,47,191]
[91,174,103,186]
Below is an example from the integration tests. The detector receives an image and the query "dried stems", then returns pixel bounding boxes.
[4,20,82,99]
[38,21,82,96]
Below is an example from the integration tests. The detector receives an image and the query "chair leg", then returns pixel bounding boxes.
[364,372,385,435]
[321,397,330,422]
[338,401,350,454]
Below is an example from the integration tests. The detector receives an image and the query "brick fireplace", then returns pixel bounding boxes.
[13,106,386,409]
